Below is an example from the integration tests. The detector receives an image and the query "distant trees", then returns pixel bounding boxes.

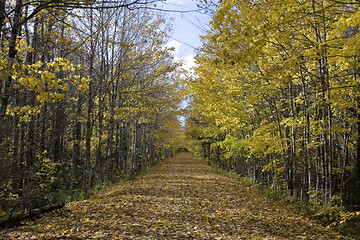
[188,0,360,206]
[0,0,182,219]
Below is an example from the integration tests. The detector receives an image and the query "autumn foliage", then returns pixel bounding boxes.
[188,0,360,211]
[0,0,183,220]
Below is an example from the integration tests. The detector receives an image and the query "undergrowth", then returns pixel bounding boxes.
[216,166,360,239]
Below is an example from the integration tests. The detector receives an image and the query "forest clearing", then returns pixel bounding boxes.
[0,153,343,239]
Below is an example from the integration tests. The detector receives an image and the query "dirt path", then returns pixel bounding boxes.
[1,153,342,239]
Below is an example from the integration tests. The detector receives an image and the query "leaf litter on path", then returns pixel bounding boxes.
[0,153,345,239]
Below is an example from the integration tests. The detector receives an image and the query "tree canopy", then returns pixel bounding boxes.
[187,0,360,207]
[0,0,185,219]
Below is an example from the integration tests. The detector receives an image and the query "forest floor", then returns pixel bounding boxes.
[0,153,345,239]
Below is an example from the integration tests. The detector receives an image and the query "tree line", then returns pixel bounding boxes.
[187,0,360,208]
[0,0,183,219]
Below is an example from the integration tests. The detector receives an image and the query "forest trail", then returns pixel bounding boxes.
[1,153,342,239]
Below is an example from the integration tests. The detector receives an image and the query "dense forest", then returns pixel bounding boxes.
[2,0,360,234]
[0,0,185,219]
[187,0,360,211]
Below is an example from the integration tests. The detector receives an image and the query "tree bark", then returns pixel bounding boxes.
[0,0,22,131]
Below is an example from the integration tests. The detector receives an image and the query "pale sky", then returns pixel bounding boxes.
[158,0,212,125]
[160,0,211,73]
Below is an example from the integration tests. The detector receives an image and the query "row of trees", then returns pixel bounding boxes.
[187,0,360,206]
[0,0,183,218]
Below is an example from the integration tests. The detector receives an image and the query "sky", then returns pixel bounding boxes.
[159,0,211,72]
[157,0,212,126]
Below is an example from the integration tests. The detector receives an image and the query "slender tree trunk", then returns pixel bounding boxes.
[106,87,116,179]
[0,0,6,38]
[84,77,94,191]
[356,66,360,189]
[11,93,21,192]
[118,122,129,172]
[70,92,83,196]
[289,82,297,198]
[0,0,22,131]
[84,8,96,191]
[95,100,104,183]
[22,12,39,205]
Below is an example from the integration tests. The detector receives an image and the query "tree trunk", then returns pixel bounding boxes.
[0,0,6,38]
[0,0,22,130]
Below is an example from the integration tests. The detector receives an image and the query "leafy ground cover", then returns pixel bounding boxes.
[0,153,345,239]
